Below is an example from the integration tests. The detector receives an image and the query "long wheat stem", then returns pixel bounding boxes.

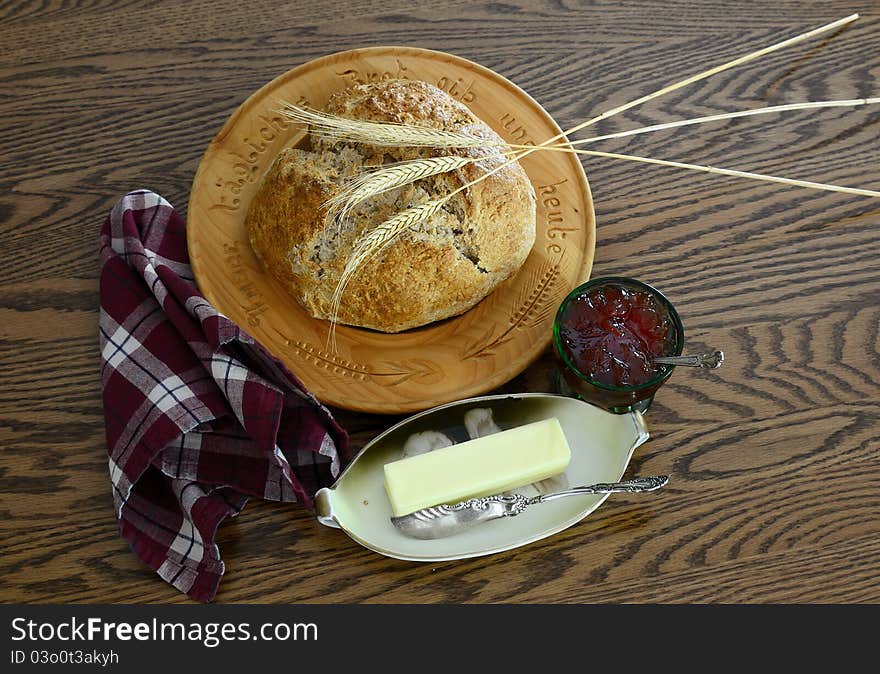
[568,149,880,197]
[546,97,880,150]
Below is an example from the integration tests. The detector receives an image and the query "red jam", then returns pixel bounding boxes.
[558,283,675,387]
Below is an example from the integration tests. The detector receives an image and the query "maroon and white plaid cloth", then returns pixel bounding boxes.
[98,190,349,602]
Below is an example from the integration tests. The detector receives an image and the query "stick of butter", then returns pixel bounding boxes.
[383,417,571,516]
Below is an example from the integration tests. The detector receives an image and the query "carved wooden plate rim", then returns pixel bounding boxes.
[188,46,595,414]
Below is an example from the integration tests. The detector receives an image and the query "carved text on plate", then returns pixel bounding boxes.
[336,59,409,85]
[210,110,296,213]
[223,241,269,327]
[538,178,577,255]
[499,113,536,145]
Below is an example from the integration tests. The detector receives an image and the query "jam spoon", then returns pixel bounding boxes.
[654,349,724,368]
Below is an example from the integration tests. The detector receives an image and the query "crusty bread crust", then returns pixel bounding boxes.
[245,79,536,333]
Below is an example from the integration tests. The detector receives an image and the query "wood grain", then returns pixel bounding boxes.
[1,0,878,604]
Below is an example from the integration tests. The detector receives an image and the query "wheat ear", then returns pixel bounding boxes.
[323,155,474,232]
[327,199,448,347]
[280,104,510,149]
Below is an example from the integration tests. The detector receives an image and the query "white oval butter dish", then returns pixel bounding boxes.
[314,393,649,562]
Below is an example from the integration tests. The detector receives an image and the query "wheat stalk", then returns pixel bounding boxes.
[559,97,880,149]
[328,199,448,347]
[568,149,880,197]
[280,102,554,151]
[280,103,514,149]
[323,155,474,232]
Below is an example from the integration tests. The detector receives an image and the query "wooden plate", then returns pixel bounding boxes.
[188,47,595,414]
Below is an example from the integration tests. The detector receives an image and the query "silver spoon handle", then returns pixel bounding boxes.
[534,475,669,504]
[654,350,724,368]
[391,475,670,539]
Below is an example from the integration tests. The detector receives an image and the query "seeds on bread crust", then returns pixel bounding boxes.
[246,79,536,333]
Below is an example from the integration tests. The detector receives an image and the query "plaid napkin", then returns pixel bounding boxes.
[98,190,349,602]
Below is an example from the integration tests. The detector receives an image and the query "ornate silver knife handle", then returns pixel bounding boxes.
[449,493,532,515]
[391,476,669,540]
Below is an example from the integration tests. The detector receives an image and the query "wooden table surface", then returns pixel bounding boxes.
[2,0,878,604]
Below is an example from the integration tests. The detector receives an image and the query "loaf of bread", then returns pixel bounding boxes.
[245,79,536,333]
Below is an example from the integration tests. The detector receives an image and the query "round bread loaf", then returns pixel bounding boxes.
[245,79,536,333]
